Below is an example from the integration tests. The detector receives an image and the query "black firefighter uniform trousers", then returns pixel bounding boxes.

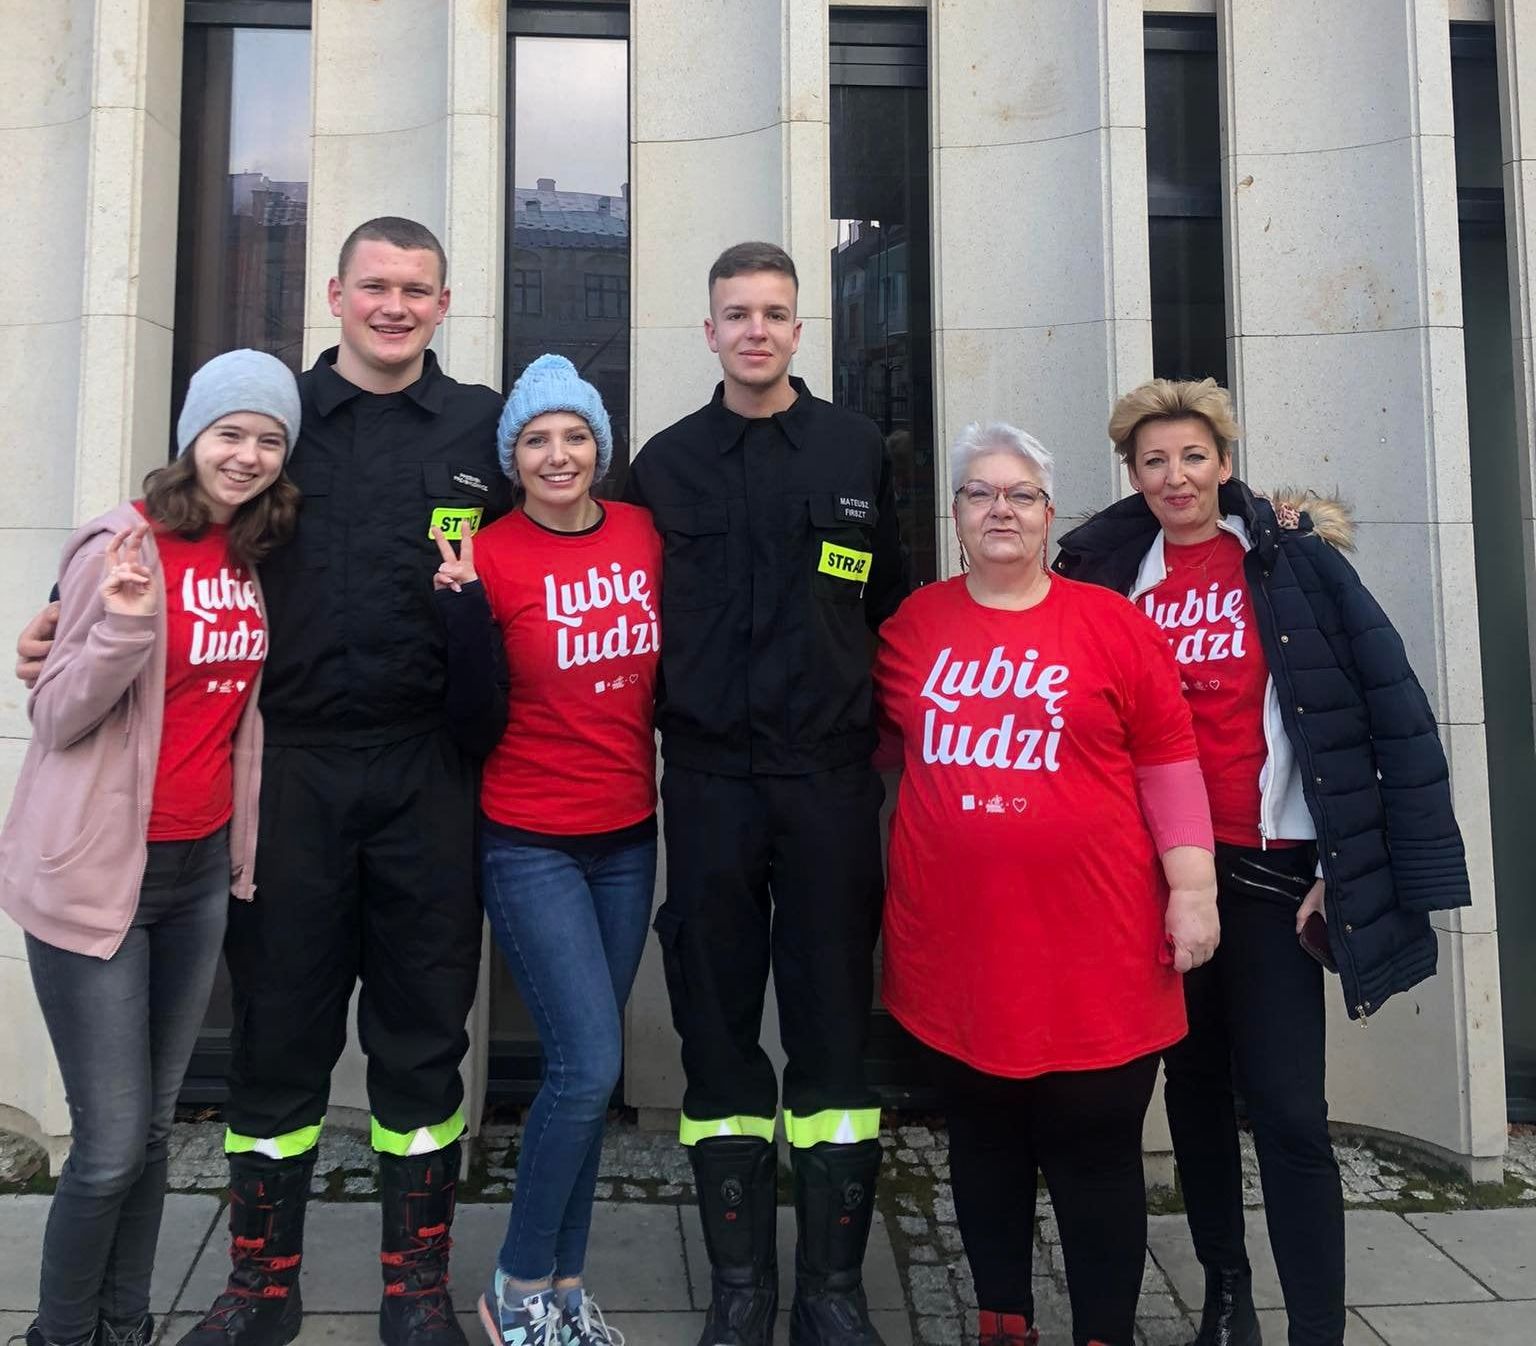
[653,763,886,1134]
[223,731,482,1153]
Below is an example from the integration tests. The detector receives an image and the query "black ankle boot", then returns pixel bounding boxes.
[689,1136,780,1346]
[1189,1267,1261,1346]
[175,1152,313,1346]
[378,1142,468,1346]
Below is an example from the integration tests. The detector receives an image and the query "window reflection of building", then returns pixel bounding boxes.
[171,9,311,1102]
[507,177,630,477]
[494,14,630,1100]
[172,22,310,442]
[830,11,937,588]
[505,22,631,490]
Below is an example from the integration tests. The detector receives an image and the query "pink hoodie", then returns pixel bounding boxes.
[0,500,264,958]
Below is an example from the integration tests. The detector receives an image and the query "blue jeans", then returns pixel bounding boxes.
[481,827,656,1281]
[28,829,230,1343]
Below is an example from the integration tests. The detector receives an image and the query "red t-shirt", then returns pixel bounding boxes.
[476,503,662,834]
[872,575,1196,1078]
[141,511,266,841]
[1138,532,1280,847]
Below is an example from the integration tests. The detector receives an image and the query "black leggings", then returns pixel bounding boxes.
[944,1051,1160,1346]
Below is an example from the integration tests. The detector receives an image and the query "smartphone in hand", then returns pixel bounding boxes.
[1298,910,1336,973]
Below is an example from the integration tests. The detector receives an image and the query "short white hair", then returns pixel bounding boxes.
[950,422,1055,497]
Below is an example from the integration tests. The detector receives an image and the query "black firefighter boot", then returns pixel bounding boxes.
[788,1141,886,1346]
[378,1142,469,1346]
[689,1136,780,1346]
[1188,1267,1262,1346]
[175,1151,315,1346]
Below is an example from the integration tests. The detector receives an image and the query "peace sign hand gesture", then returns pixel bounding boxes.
[431,524,478,593]
[100,523,159,617]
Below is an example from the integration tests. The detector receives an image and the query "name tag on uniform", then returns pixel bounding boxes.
[818,541,872,583]
[429,506,483,541]
[836,496,873,524]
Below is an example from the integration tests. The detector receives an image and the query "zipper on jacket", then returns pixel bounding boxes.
[1246,547,1368,1022]
[1257,678,1282,850]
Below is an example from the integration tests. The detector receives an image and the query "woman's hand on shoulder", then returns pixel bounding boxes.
[100,523,159,617]
[431,524,478,593]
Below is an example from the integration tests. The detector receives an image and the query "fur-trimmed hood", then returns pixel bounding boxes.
[1266,487,1355,552]
[1054,477,1354,592]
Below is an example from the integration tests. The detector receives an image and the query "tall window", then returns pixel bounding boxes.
[1453,22,1536,1122]
[172,1,310,1103]
[1144,16,1226,385]
[491,3,629,1102]
[506,5,631,487]
[172,3,311,442]
[830,9,937,586]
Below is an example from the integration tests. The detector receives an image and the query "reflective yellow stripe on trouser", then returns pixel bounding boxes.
[783,1108,881,1148]
[224,1122,324,1159]
[678,1113,777,1146]
[370,1108,466,1157]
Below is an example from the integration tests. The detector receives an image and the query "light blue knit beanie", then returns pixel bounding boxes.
[497,354,613,485]
[176,349,302,460]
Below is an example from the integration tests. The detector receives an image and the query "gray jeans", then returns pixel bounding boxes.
[28,828,229,1343]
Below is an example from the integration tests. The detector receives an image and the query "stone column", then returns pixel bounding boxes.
[929,0,1153,575]
[0,0,184,1164]
[926,0,1170,1171]
[304,0,451,364]
[625,0,833,1118]
[1496,0,1536,728]
[440,0,506,392]
[305,1,502,1137]
[1222,0,1505,1176]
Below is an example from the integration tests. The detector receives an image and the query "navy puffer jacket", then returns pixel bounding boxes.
[1053,478,1471,1020]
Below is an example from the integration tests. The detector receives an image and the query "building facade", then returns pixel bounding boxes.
[2,0,1532,1182]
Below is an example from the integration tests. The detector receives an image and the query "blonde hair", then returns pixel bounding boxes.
[1107,378,1241,467]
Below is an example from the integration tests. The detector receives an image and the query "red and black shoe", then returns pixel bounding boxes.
[378,1142,468,1346]
[977,1311,1038,1346]
[175,1153,313,1346]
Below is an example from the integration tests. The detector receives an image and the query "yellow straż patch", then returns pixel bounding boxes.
[428,506,483,542]
[817,540,872,583]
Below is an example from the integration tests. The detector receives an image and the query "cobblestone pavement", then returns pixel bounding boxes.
[8,1118,1532,1344]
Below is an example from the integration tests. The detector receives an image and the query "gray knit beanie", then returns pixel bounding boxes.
[176,349,302,459]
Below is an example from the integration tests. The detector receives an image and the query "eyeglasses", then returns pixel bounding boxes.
[955,480,1052,511]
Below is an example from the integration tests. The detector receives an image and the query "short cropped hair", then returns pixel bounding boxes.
[950,422,1055,498]
[337,217,448,286]
[1108,378,1240,466]
[707,241,799,296]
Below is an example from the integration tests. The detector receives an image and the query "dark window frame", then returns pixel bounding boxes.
[1144,15,1221,220]
[1144,12,1227,386]
[584,271,629,320]
[186,1,310,26]
[831,6,940,1110]
[503,0,631,397]
[497,3,631,1108]
[510,267,544,316]
[830,10,927,88]
[1452,21,1505,230]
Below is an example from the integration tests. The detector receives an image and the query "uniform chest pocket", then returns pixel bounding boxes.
[420,462,488,543]
[808,494,877,603]
[652,502,730,611]
[284,464,331,569]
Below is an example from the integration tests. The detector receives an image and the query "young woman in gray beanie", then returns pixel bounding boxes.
[0,348,300,1346]
[431,353,660,1346]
